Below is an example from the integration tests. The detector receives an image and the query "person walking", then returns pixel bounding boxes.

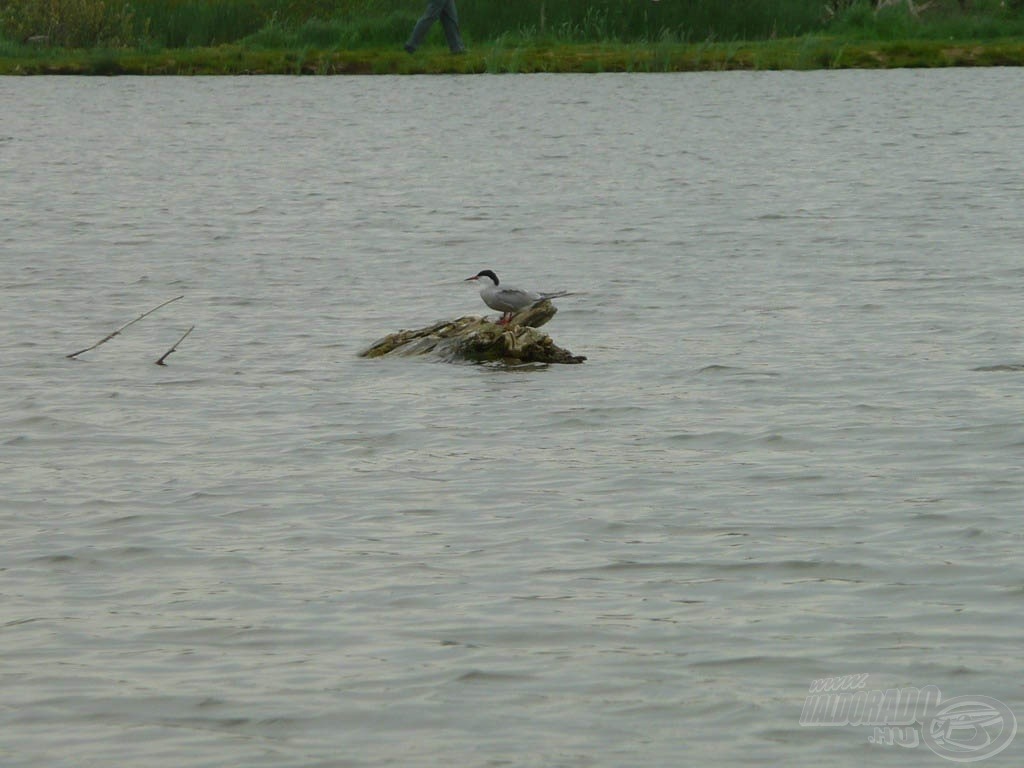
[404,0,466,54]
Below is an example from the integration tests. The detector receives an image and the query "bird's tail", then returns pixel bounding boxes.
[539,290,573,300]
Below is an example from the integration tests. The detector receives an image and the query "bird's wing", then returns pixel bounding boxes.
[489,287,541,312]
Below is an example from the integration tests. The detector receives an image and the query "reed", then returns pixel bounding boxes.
[459,0,825,43]
[0,0,137,47]
[829,0,1024,40]
[128,1,266,47]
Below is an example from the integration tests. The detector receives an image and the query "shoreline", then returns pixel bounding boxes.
[3,37,1023,75]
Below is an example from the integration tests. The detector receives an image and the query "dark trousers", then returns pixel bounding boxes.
[406,0,465,53]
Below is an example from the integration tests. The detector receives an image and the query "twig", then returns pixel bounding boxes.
[66,295,184,359]
[155,325,195,366]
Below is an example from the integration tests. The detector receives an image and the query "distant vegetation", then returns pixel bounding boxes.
[2,1,1023,73]
[2,0,1023,49]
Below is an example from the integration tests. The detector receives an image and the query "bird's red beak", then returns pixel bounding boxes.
[464,276,478,282]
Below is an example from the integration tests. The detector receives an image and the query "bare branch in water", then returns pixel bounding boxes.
[155,325,195,366]
[66,295,184,359]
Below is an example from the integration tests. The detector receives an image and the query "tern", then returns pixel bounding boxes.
[464,269,572,325]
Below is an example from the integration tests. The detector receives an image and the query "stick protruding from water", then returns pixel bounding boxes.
[155,325,195,366]
[66,295,184,359]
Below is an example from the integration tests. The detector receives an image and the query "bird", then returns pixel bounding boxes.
[464,269,572,325]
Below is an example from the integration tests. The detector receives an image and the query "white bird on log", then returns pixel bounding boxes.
[464,269,572,325]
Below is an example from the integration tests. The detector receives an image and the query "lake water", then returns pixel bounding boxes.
[2,69,1023,767]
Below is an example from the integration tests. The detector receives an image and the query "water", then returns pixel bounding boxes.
[2,70,1023,767]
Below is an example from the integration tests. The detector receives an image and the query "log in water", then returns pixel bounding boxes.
[360,300,585,364]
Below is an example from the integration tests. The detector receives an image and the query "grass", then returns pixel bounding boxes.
[4,37,1023,75]
[1,0,1023,73]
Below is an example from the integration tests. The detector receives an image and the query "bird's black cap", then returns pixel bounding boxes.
[475,269,499,285]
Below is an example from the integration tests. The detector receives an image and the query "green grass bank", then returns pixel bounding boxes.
[3,37,1024,75]
[2,0,1023,73]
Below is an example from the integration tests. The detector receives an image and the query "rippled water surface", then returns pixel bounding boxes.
[2,70,1023,766]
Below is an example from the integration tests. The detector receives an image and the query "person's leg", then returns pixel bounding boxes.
[405,0,447,52]
[439,0,465,53]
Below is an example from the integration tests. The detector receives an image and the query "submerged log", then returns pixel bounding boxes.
[360,300,585,364]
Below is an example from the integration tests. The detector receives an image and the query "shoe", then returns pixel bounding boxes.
[404,44,415,54]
